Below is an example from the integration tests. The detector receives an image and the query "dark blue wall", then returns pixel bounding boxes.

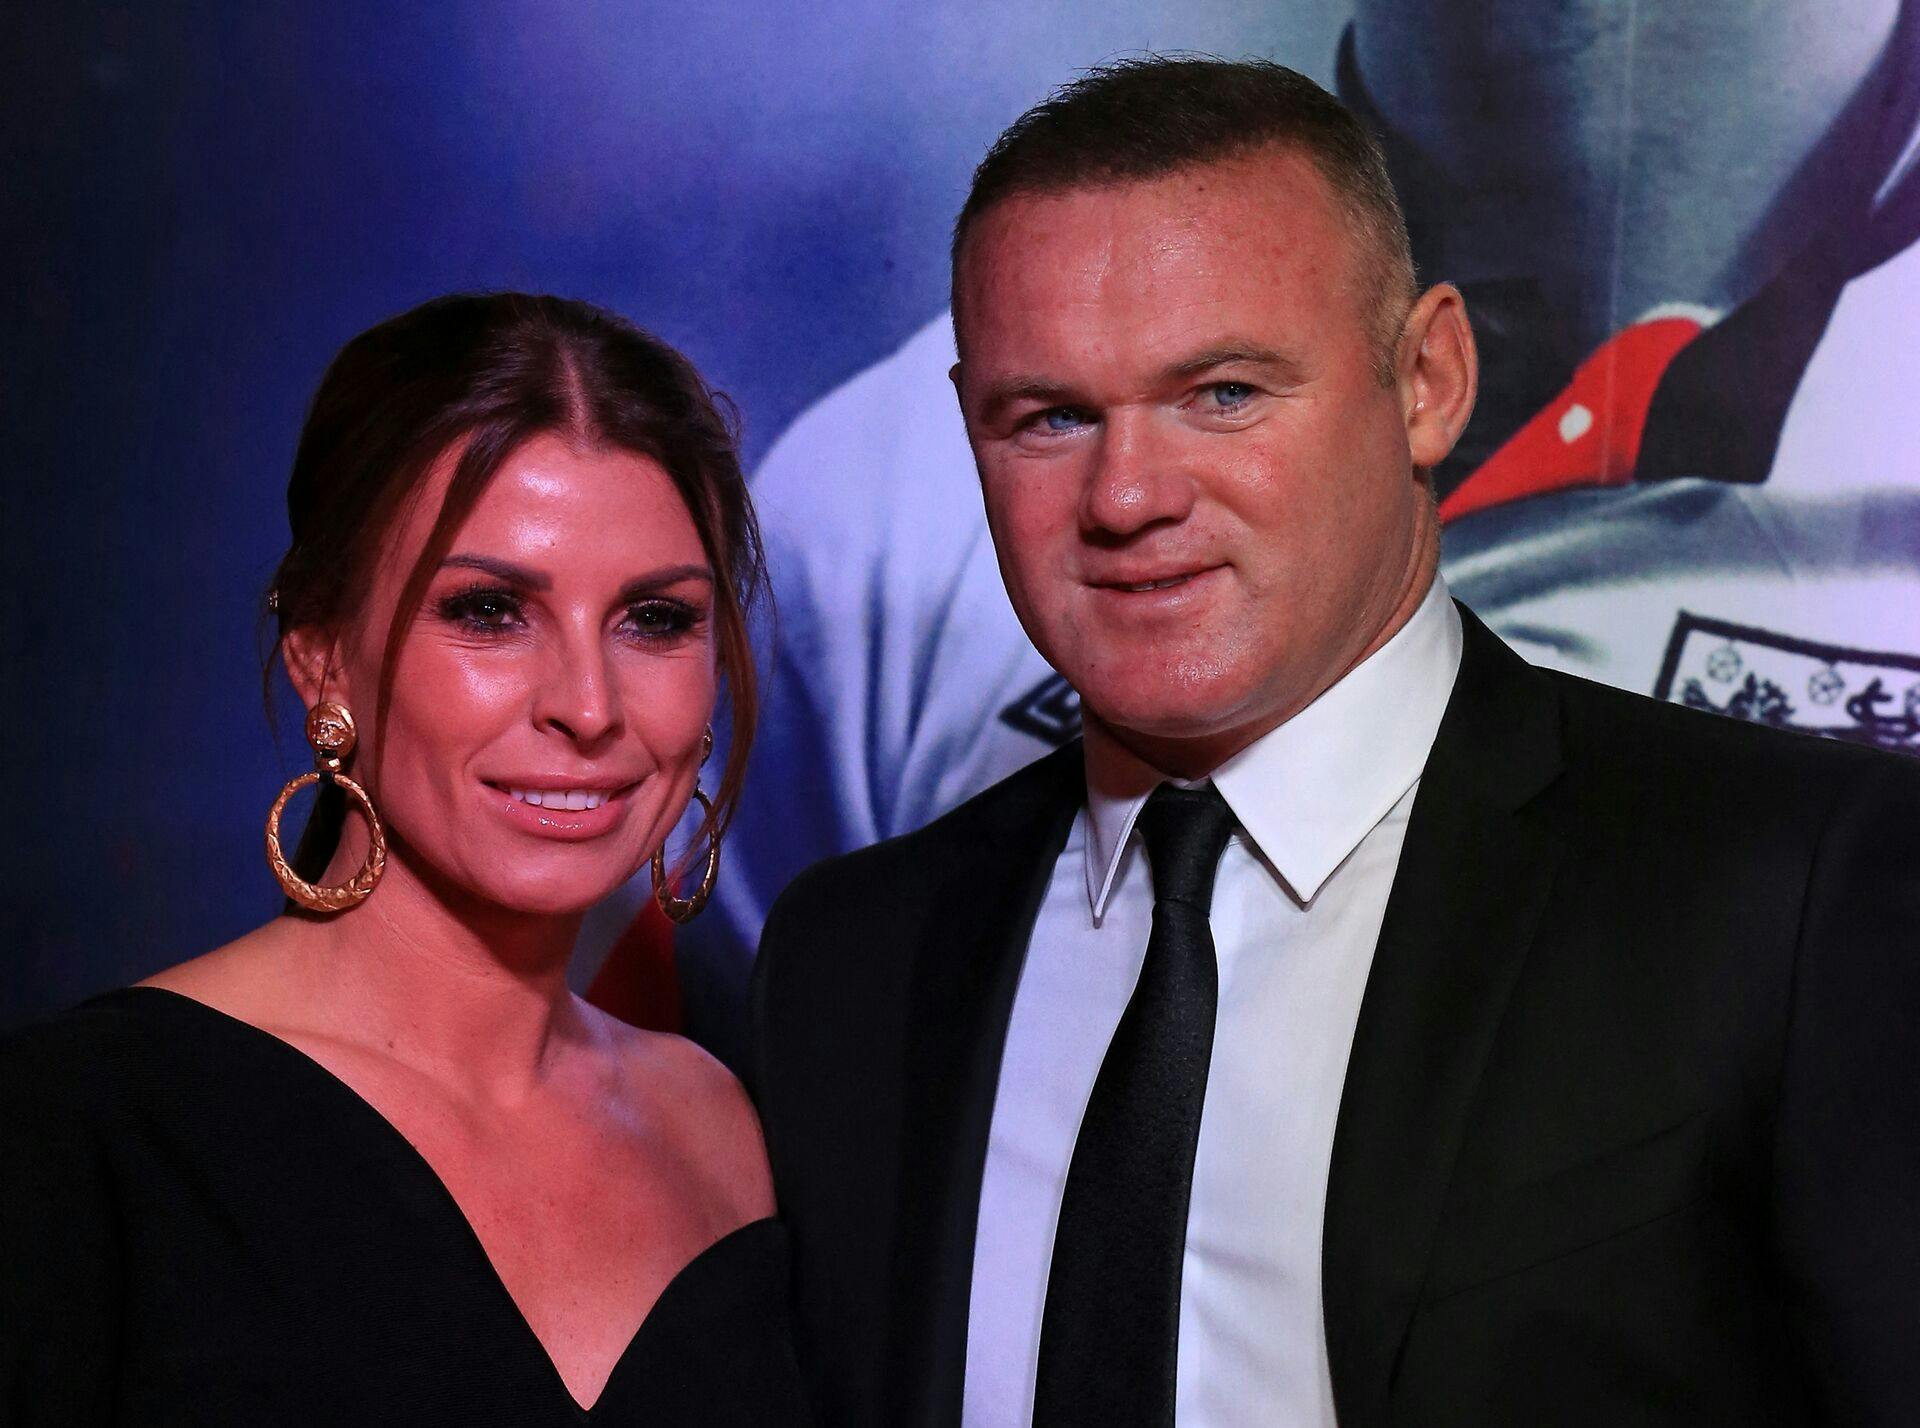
[1,1,1343,1024]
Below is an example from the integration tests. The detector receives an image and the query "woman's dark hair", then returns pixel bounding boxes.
[269,292,765,888]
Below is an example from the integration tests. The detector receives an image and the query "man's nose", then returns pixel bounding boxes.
[534,629,623,748]
[1078,408,1196,537]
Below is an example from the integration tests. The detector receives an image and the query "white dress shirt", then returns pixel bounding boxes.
[961,578,1465,1427]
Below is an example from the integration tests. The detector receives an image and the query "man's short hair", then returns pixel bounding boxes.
[952,55,1418,379]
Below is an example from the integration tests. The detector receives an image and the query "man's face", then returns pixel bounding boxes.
[954,148,1440,767]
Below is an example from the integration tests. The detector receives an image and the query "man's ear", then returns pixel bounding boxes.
[280,624,345,712]
[1396,282,1479,472]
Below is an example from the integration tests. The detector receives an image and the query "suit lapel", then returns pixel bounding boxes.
[886,742,1084,1427]
[1323,607,1569,1427]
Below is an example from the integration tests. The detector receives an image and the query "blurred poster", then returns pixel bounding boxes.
[8,1,1916,1041]
[651,0,1920,1050]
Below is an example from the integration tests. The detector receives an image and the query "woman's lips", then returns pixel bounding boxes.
[481,780,637,840]
[505,786,614,811]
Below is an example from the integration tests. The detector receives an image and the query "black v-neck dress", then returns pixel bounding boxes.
[0,988,812,1426]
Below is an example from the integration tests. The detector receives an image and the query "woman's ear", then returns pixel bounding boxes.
[280,625,343,711]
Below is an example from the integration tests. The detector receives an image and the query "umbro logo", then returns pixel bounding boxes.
[1000,673,1082,746]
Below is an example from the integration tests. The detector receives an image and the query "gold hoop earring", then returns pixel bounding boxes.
[264,701,387,913]
[652,787,720,924]
[653,726,719,924]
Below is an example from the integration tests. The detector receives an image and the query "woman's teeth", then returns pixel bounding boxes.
[509,788,608,811]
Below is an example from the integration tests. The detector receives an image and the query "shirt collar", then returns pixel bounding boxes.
[1083,576,1464,916]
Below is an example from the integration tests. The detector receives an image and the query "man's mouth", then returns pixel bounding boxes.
[1094,564,1223,594]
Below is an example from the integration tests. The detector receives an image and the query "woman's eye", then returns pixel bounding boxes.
[438,587,525,631]
[623,599,698,642]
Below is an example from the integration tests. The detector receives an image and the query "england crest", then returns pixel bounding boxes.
[1654,613,1920,756]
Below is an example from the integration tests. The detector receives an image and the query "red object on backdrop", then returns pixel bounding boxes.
[1439,314,1704,525]
[586,898,683,1033]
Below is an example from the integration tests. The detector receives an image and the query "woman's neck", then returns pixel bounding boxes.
[277,835,597,1101]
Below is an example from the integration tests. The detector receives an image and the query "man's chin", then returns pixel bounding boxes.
[1080,685,1266,761]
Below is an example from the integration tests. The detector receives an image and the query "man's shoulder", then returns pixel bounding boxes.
[1541,660,1920,817]
[761,738,1081,944]
[751,741,1079,1066]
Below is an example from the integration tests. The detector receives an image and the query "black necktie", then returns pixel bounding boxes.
[1033,782,1238,1426]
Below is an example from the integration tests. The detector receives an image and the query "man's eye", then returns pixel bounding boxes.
[1203,382,1257,410]
[1041,407,1093,432]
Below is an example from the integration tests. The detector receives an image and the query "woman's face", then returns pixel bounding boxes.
[307,431,717,918]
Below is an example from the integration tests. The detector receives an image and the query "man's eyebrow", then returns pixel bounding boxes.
[1164,344,1307,383]
[976,376,1084,422]
[440,554,551,591]
[975,346,1307,421]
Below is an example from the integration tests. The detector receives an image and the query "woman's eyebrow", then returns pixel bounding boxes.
[440,554,551,590]
[440,554,714,599]
[618,565,715,601]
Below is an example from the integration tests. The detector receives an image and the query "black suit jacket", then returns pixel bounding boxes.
[753,607,1920,1425]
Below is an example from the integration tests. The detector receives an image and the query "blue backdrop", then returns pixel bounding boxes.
[1,1,1345,1025]
[8,1,1918,1039]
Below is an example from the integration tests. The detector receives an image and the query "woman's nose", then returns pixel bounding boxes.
[534,636,623,747]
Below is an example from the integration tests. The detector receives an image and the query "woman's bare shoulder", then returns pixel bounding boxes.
[597,1012,775,1222]
[137,920,310,1024]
